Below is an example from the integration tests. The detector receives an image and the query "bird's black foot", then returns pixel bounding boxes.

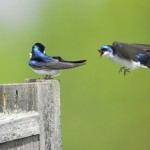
[44,75,48,79]
[119,67,130,76]
[119,67,125,73]
[124,68,130,76]
[44,75,53,80]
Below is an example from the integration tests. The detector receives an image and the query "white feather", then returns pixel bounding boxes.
[32,68,62,77]
[29,53,32,58]
[102,51,147,70]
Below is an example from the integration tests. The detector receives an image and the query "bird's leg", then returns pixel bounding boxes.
[44,75,48,79]
[47,75,52,79]
[119,67,130,76]
[119,67,125,73]
[124,68,130,76]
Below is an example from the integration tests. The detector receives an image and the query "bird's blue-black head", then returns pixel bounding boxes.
[30,43,46,59]
[32,43,45,53]
[98,45,113,56]
[29,43,53,64]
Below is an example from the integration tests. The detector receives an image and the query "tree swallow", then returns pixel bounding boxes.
[98,41,150,75]
[29,43,87,78]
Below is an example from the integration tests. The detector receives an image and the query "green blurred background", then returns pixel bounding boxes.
[0,0,150,149]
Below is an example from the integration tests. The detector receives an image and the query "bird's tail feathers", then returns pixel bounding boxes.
[62,59,87,63]
[64,60,87,68]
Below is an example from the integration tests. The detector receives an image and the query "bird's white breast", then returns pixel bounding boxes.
[32,68,62,77]
[103,52,145,70]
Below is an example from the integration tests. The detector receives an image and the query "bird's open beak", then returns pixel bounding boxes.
[98,49,103,56]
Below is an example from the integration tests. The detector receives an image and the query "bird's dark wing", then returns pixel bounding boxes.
[52,56,87,63]
[130,43,150,54]
[31,57,87,70]
[112,41,150,61]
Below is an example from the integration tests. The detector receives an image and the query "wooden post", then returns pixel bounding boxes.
[0,80,62,150]
[36,80,62,150]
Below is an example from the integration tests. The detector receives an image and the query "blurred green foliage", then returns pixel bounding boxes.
[0,0,150,149]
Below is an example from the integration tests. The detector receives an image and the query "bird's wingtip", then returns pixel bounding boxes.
[80,59,87,63]
[71,59,87,63]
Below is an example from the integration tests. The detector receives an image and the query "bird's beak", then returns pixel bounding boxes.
[97,49,103,56]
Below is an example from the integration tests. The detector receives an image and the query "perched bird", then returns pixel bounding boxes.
[98,41,150,75]
[29,43,87,78]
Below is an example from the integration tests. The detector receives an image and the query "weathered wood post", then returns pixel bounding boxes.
[0,80,62,150]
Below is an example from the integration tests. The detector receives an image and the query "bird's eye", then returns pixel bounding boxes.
[101,48,107,51]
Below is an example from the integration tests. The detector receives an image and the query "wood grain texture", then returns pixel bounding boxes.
[37,80,62,150]
[0,80,62,150]
[0,83,38,112]
[0,135,40,150]
[0,112,39,143]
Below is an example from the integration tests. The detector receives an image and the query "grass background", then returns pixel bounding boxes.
[0,0,150,149]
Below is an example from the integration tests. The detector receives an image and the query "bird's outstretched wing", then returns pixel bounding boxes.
[112,41,150,61]
[31,57,87,70]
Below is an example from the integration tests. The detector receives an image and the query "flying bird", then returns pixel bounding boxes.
[98,41,150,75]
[29,43,86,78]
